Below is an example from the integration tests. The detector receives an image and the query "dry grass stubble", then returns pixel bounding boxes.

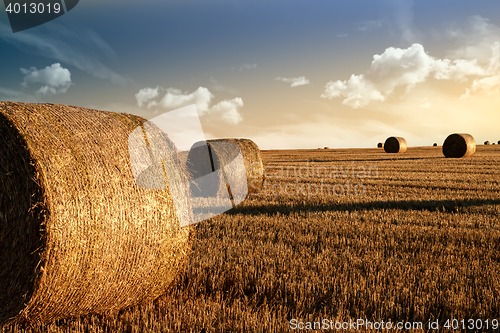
[1,145,499,332]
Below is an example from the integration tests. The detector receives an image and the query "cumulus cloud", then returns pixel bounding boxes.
[135,86,160,108]
[20,63,72,95]
[158,87,214,115]
[211,98,244,125]
[322,38,499,108]
[135,86,243,124]
[275,76,311,87]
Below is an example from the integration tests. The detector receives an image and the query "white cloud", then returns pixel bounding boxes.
[321,36,499,108]
[159,87,214,115]
[211,98,244,125]
[448,16,500,99]
[0,23,130,85]
[276,76,311,87]
[461,75,500,99]
[135,86,244,124]
[20,63,72,95]
[447,16,500,66]
[135,87,160,108]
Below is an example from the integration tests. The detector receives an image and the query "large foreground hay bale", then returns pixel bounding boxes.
[0,102,192,325]
[384,136,407,153]
[377,142,383,148]
[442,133,476,158]
[186,138,264,198]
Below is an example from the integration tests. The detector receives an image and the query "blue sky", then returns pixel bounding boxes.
[1,0,499,149]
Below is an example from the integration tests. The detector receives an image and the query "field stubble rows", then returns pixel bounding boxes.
[2,146,500,332]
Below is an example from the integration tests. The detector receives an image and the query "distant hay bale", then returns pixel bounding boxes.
[377,142,383,148]
[484,141,490,145]
[492,143,496,145]
[324,146,329,149]
[433,143,438,147]
[0,102,192,326]
[498,140,500,145]
[186,138,264,198]
[442,133,476,158]
[384,136,407,153]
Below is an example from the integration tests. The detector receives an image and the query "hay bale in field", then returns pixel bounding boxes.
[498,140,500,145]
[433,143,438,147]
[0,102,193,326]
[384,136,407,153]
[442,133,476,158]
[186,138,264,198]
[377,142,383,148]
[484,141,490,145]
[324,146,329,149]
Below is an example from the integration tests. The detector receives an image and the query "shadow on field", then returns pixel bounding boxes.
[229,198,500,216]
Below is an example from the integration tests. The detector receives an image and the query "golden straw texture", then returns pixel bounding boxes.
[0,102,193,326]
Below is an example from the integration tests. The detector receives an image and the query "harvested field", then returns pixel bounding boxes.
[1,145,500,332]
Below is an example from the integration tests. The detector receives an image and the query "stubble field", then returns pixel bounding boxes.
[3,145,500,332]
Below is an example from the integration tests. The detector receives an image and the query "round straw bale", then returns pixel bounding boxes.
[442,133,476,158]
[484,141,490,145]
[433,143,438,147]
[498,140,500,145]
[186,138,264,197]
[384,136,407,153]
[377,142,383,148]
[0,102,193,325]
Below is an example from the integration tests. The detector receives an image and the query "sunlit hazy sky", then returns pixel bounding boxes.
[1,0,499,149]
